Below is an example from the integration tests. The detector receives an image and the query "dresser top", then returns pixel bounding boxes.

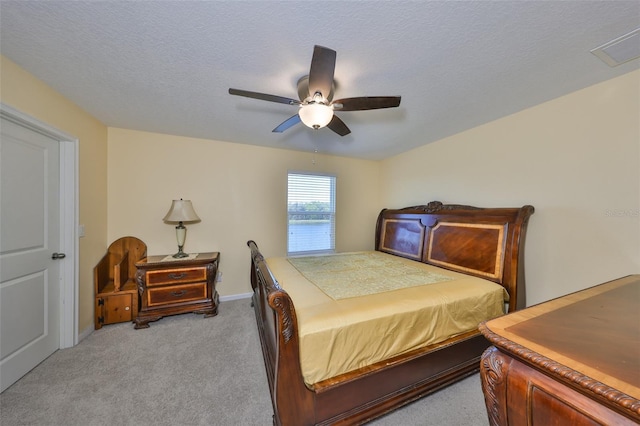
[481,274,640,399]
[136,252,219,267]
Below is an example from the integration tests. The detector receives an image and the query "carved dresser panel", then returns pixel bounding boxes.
[479,275,640,425]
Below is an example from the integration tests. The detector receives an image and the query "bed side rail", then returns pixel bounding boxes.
[247,240,315,425]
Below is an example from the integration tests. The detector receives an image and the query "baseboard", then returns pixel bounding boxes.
[78,324,94,343]
[220,292,252,302]
[76,293,251,344]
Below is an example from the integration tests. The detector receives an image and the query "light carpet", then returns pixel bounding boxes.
[0,298,489,426]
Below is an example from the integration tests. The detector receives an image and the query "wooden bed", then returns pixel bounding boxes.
[248,201,534,425]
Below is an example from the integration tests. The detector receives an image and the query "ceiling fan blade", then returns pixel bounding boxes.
[272,114,302,133]
[308,45,336,99]
[327,115,351,136]
[229,88,300,105]
[332,96,401,111]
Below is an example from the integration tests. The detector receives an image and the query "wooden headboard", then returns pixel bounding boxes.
[375,201,534,312]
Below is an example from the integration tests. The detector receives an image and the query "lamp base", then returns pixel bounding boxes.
[172,246,188,258]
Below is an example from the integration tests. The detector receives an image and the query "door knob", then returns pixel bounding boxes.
[51,253,66,259]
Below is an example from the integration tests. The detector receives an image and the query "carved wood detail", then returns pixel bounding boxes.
[136,268,145,295]
[271,293,295,344]
[402,201,482,213]
[249,241,295,346]
[480,346,510,426]
[479,323,640,418]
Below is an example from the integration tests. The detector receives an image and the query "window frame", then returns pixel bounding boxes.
[286,171,336,257]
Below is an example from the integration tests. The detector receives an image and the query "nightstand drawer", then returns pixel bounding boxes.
[134,252,219,329]
[146,267,206,286]
[147,282,206,306]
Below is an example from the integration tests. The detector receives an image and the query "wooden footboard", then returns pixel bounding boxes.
[248,241,314,423]
[248,201,534,425]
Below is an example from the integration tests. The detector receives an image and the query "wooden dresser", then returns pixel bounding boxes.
[479,275,640,425]
[134,252,219,329]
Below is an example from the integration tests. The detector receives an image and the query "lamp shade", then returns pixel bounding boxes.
[163,199,201,223]
[299,103,333,129]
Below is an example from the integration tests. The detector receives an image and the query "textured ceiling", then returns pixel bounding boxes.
[1,1,638,160]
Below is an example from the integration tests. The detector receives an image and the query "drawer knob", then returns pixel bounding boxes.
[171,290,187,297]
[168,273,187,280]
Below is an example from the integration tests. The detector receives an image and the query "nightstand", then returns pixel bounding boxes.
[134,252,219,329]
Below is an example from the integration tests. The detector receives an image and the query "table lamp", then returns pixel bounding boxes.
[163,199,201,258]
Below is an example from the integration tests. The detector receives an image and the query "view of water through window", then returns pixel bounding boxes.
[287,173,336,255]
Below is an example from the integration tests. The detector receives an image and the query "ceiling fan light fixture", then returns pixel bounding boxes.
[299,103,333,129]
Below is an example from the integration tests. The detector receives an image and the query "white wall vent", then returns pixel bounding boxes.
[591,28,640,67]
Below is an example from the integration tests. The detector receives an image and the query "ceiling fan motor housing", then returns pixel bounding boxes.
[297,75,335,102]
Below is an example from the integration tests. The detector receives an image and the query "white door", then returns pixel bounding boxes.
[0,116,62,392]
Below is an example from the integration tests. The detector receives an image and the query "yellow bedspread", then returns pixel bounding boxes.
[267,251,508,385]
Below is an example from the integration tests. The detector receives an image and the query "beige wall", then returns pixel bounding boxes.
[4,52,638,334]
[1,56,109,333]
[380,70,640,306]
[107,128,381,297]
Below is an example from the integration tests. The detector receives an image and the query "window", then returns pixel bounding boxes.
[287,172,336,256]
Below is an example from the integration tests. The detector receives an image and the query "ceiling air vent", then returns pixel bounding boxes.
[591,28,640,67]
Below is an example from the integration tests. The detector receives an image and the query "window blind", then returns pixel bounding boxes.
[287,172,336,256]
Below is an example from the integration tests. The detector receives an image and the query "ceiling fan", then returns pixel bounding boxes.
[229,45,401,136]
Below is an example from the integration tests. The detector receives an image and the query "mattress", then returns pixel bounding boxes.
[266,251,508,385]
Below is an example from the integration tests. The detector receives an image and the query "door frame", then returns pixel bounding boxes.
[1,103,78,349]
